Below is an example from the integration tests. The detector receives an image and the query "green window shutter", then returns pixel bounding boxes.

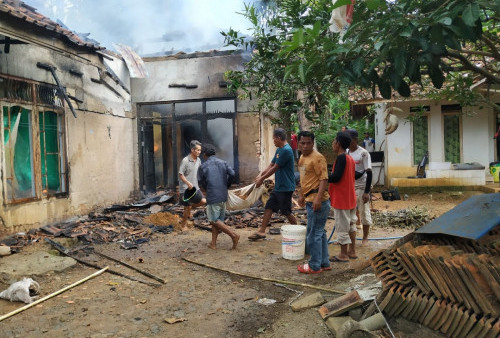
[413,116,428,165]
[39,111,62,193]
[444,114,460,163]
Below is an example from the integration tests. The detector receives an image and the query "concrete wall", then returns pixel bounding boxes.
[0,31,138,231]
[131,51,263,183]
[373,97,499,186]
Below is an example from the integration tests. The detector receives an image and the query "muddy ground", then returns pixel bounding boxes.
[0,191,477,338]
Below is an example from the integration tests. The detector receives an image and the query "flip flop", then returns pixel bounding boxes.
[268,228,281,235]
[297,263,322,274]
[329,256,349,263]
[321,266,332,271]
[248,233,266,241]
[348,255,358,259]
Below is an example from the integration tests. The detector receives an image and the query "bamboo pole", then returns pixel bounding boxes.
[93,251,166,284]
[182,257,346,294]
[0,267,108,322]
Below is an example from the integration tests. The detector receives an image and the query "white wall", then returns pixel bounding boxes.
[373,97,498,185]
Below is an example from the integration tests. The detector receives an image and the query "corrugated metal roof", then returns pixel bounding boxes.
[113,43,148,78]
[416,193,500,240]
[0,0,102,50]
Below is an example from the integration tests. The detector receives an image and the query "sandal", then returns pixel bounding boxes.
[329,256,349,263]
[248,233,266,241]
[321,266,332,271]
[297,263,322,274]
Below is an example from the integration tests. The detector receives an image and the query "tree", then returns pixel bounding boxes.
[223,0,500,119]
[335,0,499,109]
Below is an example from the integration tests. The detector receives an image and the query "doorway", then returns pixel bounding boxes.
[138,99,238,194]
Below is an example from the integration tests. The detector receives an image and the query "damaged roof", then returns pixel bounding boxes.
[0,0,102,50]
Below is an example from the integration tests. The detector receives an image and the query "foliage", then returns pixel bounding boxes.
[222,0,343,128]
[223,0,500,127]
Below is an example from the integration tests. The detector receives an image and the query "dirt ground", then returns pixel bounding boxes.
[0,191,476,338]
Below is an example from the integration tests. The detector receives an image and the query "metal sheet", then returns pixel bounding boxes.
[113,43,149,78]
[416,193,500,240]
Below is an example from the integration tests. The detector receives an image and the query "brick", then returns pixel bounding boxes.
[291,292,325,312]
[318,290,363,319]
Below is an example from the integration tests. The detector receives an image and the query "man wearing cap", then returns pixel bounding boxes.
[179,140,206,229]
[347,129,373,247]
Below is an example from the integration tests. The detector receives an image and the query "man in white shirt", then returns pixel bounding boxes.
[179,140,206,228]
[347,130,373,246]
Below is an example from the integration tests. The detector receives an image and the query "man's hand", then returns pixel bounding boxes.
[187,182,194,190]
[255,177,264,188]
[298,195,305,208]
[312,197,321,211]
[362,192,370,204]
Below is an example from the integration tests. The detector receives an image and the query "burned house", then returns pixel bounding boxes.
[0,1,276,232]
[0,0,138,231]
[131,51,264,194]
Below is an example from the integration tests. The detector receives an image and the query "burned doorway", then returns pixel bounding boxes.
[138,99,238,194]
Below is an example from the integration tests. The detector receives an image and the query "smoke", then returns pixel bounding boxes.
[22,0,264,56]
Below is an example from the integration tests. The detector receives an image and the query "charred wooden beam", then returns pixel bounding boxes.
[69,69,83,77]
[36,62,77,118]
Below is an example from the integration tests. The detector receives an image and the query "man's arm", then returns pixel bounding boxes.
[255,163,279,187]
[328,154,346,183]
[179,173,193,189]
[197,166,206,191]
[312,179,328,211]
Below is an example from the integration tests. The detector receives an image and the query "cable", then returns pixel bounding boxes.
[373,298,396,338]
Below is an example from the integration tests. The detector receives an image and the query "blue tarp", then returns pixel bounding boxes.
[416,193,500,240]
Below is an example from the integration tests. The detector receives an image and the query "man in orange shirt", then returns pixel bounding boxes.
[328,132,357,262]
[296,131,331,274]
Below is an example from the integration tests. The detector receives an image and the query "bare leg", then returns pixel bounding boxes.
[339,244,349,260]
[285,213,297,225]
[208,225,219,250]
[214,220,239,250]
[182,206,192,226]
[356,209,361,227]
[255,209,273,235]
[347,231,357,258]
[362,224,370,246]
[191,198,206,209]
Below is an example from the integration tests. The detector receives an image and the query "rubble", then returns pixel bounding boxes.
[372,206,433,229]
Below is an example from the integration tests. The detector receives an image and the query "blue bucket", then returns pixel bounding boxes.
[183,188,203,204]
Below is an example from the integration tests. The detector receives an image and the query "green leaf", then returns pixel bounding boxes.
[390,71,402,90]
[429,66,444,88]
[394,53,407,76]
[396,80,411,97]
[298,63,305,83]
[284,64,296,81]
[331,0,353,11]
[352,58,365,76]
[378,81,392,99]
[438,17,452,26]
[374,41,383,51]
[407,59,421,82]
[366,0,383,10]
[462,3,479,27]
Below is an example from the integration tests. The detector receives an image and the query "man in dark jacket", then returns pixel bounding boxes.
[198,144,239,250]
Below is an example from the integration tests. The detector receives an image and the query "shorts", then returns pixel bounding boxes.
[334,208,357,245]
[206,202,226,222]
[265,191,293,215]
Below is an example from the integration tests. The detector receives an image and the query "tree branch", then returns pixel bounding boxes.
[446,50,500,84]
[480,35,500,60]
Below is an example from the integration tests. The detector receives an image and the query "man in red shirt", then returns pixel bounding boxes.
[290,131,298,163]
[328,132,357,262]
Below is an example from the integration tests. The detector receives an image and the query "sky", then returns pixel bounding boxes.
[22,0,261,56]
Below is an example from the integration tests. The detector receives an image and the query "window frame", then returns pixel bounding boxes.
[0,74,69,204]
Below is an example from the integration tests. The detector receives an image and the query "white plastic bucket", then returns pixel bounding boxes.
[280,224,307,260]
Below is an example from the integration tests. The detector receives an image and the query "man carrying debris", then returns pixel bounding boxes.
[347,129,373,246]
[249,128,297,241]
[198,144,239,250]
[296,131,331,274]
[328,131,357,262]
[179,140,206,229]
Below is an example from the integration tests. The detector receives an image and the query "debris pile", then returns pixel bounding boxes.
[372,207,433,229]
[369,227,500,337]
